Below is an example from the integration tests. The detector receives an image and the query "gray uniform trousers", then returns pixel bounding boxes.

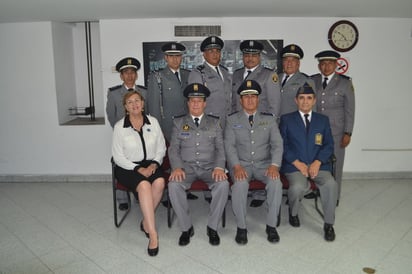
[285,170,337,225]
[231,166,282,229]
[332,133,345,199]
[168,166,229,231]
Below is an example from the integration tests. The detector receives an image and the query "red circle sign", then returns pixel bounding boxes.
[335,57,349,74]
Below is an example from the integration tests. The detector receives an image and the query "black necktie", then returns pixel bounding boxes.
[322,77,328,89]
[194,117,199,127]
[175,71,181,84]
[245,70,252,80]
[215,66,222,79]
[281,75,289,87]
[248,115,254,127]
[304,114,310,133]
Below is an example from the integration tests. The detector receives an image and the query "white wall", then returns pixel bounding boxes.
[1,17,411,178]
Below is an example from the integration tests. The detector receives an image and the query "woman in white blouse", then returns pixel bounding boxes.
[112,90,166,256]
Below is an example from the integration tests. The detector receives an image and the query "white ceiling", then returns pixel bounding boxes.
[1,0,411,23]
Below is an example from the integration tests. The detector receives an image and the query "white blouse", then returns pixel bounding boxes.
[112,114,166,170]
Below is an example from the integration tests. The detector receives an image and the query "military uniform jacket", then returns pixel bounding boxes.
[168,114,226,171]
[224,111,283,170]
[279,71,315,116]
[188,63,232,119]
[311,73,355,136]
[279,111,334,174]
[146,67,190,141]
[106,84,147,128]
[232,65,281,118]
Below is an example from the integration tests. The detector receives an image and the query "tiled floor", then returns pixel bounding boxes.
[1,179,412,274]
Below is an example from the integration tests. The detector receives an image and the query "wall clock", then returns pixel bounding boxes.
[328,20,359,52]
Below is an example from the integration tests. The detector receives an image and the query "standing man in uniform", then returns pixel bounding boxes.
[279,44,315,116]
[106,57,147,211]
[168,83,229,247]
[232,40,281,117]
[146,42,190,142]
[311,50,355,205]
[225,80,283,244]
[280,83,337,241]
[146,42,198,202]
[231,40,281,207]
[188,36,232,128]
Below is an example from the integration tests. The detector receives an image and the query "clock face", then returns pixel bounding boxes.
[328,20,359,52]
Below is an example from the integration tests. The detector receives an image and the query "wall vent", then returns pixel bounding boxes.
[174,25,221,37]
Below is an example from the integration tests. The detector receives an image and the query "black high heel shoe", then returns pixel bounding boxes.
[147,238,159,256]
[140,220,149,238]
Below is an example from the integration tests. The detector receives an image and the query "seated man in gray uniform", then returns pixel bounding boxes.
[224,80,283,245]
[168,83,229,247]
[279,82,338,241]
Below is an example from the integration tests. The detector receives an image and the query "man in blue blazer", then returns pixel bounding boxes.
[279,82,338,241]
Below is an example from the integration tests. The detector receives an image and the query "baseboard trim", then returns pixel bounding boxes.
[1,172,412,183]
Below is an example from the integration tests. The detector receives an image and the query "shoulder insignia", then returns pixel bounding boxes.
[137,85,147,90]
[219,64,228,71]
[109,84,122,91]
[339,74,351,80]
[260,112,274,116]
[207,114,219,119]
[301,72,309,77]
[234,68,243,72]
[174,114,186,119]
[264,66,274,71]
[271,73,279,83]
[196,65,205,71]
[310,73,321,78]
[181,68,191,72]
[228,111,239,116]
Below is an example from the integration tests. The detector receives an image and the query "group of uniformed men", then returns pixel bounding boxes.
[106,36,355,246]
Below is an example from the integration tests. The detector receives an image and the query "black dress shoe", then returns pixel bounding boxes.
[250,199,264,207]
[266,225,280,243]
[289,214,300,227]
[207,226,220,246]
[235,227,248,245]
[118,203,129,211]
[140,220,149,238]
[178,226,194,246]
[187,192,198,200]
[304,192,317,199]
[324,224,336,242]
[147,239,159,256]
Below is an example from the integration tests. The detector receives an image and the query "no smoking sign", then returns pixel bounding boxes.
[335,57,349,75]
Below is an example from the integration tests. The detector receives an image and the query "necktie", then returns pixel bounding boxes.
[281,74,289,87]
[248,115,254,127]
[322,77,328,89]
[244,70,252,80]
[175,71,181,84]
[194,117,199,127]
[215,66,222,79]
[304,114,310,133]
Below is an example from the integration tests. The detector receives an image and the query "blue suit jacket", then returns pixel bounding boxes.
[279,111,334,173]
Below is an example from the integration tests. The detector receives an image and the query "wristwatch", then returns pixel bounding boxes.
[344,132,352,137]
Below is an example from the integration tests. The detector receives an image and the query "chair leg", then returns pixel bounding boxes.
[113,188,131,227]
[222,207,226,228]
[314,189,324,219]
[277,204,281,227]
[167,189,173,228]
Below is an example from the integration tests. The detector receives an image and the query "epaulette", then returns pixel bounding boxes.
[260,112,274,116]
[109,84,122,91]
[174,114,186,119]
[181,68,191,72]
[339,74,351,80]
[263,66,274,71]
[196,65,205,71]
[137,85,147,90]
[234,67,243,72]
[207,114,219,119]
[228,111,239,116]
[311,73,321,78]
[219,64,228,71]
[301,72,310,77]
